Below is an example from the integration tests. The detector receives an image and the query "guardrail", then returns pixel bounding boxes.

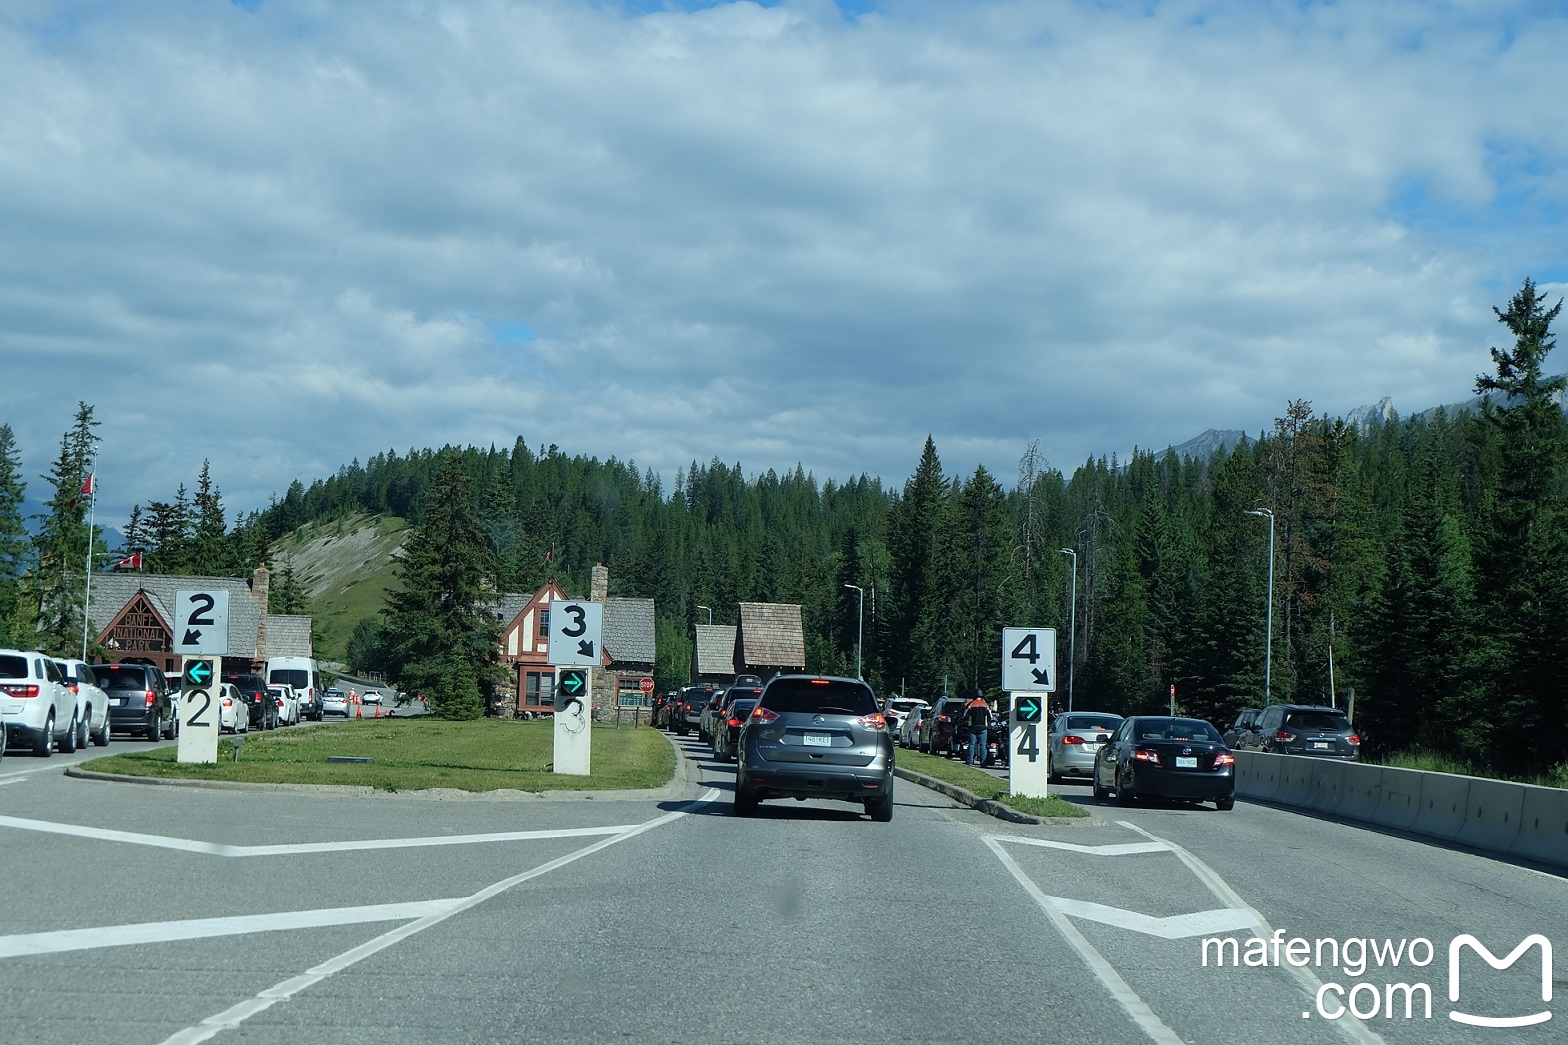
[1234,751,1567,873]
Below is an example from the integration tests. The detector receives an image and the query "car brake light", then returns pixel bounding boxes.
[68,683,79,694]
[727,717,743,728]
[1214,752,1235,767]
[809,679,830,685]
[1,683,40,698]
[1062,735,1085,745]
[1347,734,1360,744]
[1274,731,1294,740]
[938,715,949,722]
[749,706,779,723]
[857,712,887,730]
[1133,748,1161,764]
[145,690,157,706]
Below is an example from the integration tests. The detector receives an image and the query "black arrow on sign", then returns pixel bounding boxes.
[1031,668,1051,684]
[577,640,595,658]
[183,629,203,646]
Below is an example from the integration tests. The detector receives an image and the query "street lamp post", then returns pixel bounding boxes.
[1059,548,1077,712]
[696,605,712,626]
[844,584,864,679]
[1245,508,1276,704]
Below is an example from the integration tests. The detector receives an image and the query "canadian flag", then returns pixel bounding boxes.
[79,474,96,496]
[112,552,143,571]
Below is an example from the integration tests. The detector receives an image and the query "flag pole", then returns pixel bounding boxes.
[81,448,98,662]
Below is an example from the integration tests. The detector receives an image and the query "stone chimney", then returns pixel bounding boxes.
[591,563,609,603]
[252,563,270,662]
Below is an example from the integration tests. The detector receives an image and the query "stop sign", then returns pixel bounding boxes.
[639,676,654,693]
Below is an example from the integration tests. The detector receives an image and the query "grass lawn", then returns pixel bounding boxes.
[897,748,1087,818]
[78,718,676,793]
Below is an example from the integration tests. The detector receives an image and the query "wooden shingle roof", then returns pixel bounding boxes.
[694,624,737,676]
[736,602,805,670]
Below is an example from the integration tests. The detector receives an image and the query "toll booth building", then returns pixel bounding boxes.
[87,564,313,674]
[691,623,738,684]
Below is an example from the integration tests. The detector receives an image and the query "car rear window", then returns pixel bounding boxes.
[92,664,151,688]
[0,654,29,679]
[1286,711,1352,731]
[270,669,309,689]
[730,700,758,718]
[761,679,878,715]
[886,699,924,713]
[1134,718,1223,742]
[1064,714,1121,732]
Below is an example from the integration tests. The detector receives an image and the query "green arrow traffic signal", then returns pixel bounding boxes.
[183,659,214,688]
[1015,696,1042,723]
[559,669,587,696]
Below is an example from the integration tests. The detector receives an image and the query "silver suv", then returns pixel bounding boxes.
[734,675,895,821]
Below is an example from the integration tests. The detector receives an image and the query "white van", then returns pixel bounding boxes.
[265,657,323,722]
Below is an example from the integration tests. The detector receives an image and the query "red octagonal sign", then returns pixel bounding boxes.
[639,676,654,693]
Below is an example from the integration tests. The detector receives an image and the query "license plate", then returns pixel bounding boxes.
[115,696,127,706]
[1313,742,1331,750]
[1084,743,1099,753]
[803,732,832,747]
[1176,756,1198,768]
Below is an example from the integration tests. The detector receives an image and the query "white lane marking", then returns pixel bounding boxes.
[993,837,1171,857]
[160,788,722,1045]
[0,777,21,786]
[1118,821,1387,1045]
[1049,897,1260,939]
[0,901,460,959]
[985,835,1184,1044]
[0,814,633,856]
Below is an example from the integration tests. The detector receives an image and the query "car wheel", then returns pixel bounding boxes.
[1115,771,1137,806]
[734,785,759,818]
[34,714,55,757]
[75,714,89,751]
[1092,775,1110,800]
[1216,796,1236,811]
[1048,771,1062,785]
[94,713,111,746]
[867,794,893,823]
[59,712,79,753]
[146,712,161,741]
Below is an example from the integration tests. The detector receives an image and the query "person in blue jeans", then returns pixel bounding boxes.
[964,690,991,766]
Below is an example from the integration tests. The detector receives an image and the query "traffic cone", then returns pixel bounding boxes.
[374,704,381,718]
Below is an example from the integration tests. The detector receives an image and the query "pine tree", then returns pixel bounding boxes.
[32,403,101,655]
[0,424,32,646]
[381,452,499,719]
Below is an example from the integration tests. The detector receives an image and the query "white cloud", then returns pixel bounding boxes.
[2,0,1565,523]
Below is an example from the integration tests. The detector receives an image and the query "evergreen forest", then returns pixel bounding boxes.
[4,280,1565,780]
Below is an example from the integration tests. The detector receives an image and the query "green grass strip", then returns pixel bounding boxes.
[79,719,676,793]
[897,748,1087,818]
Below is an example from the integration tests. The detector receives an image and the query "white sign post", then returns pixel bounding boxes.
[552,668,592,776]
[547,601,603,776]
[1002,627,1057,799]
[177,657,220,764]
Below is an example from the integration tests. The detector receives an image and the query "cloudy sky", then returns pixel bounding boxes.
[5,0,1566,528]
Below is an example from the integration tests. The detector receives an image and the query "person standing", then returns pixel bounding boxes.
[964,690,991,766]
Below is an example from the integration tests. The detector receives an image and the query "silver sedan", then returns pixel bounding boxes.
[1047,712,1122,783]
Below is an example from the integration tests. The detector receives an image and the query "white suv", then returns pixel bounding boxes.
[0,648,83,757]
[55,657,113,748]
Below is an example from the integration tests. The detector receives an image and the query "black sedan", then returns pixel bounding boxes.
[1092,716,1235,810]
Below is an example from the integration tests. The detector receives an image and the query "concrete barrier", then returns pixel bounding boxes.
[1233,750,1280,801]
[1305,759,1347,814]
[1337,761,1383,823]
[1456,777,1526,854]
[1414,772,1470,842]
[1510,784,1568,867]
[1274,756,1314,806]
[1372,765,1425,831]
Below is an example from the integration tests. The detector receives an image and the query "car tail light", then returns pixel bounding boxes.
[1133,748,1161,764]
[749,706,779,724]
[727,717,743,728]
[145,690,157,706]
[68,683,79,694]
[809,679,830,685]
[938,715,949,722]
[1274,731,1294,741]
[857,712,887,730]
[1,683,40,698]
[1347,734,1360,744]
[1062,735,1085,745]
[1214,752,1235,767]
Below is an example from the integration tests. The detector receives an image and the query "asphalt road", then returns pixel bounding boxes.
[0,730,1561,1044]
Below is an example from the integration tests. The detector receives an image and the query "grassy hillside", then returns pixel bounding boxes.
[270,512,408,661]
